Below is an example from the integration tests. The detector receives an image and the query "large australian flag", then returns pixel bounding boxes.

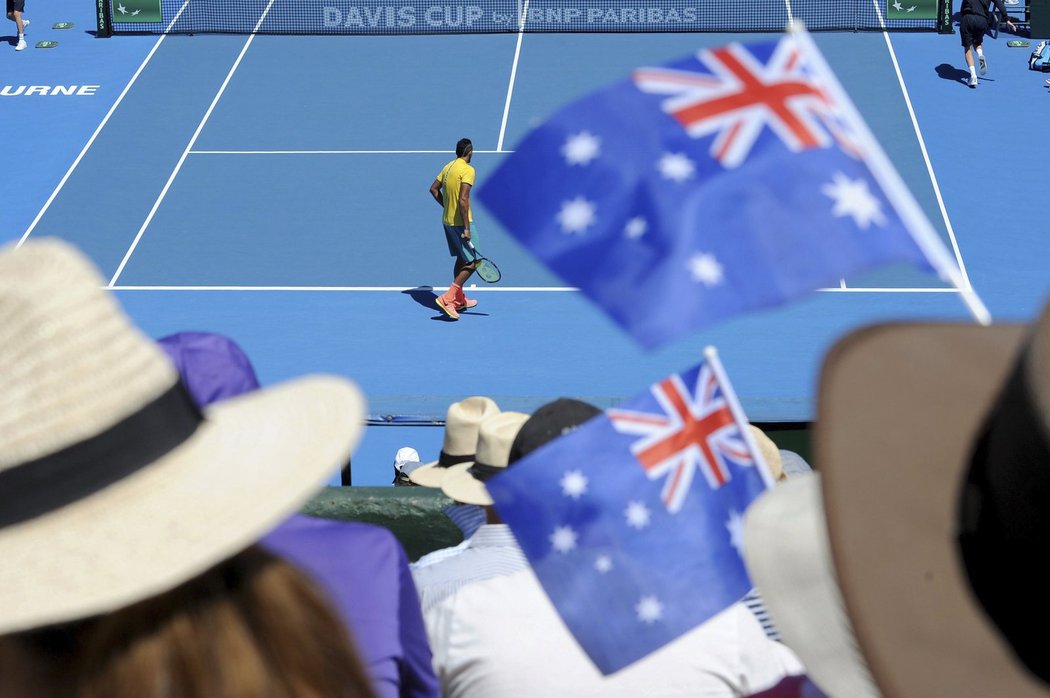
[487,349,776,674]
[477,29,961,350]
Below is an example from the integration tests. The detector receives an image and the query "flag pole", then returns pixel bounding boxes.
[703,346,778,490]
[786,21,993,327]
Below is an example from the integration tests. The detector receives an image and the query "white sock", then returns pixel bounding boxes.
[970,66,977,77]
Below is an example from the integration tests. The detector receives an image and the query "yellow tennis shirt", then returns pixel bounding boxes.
[437,158,476,226]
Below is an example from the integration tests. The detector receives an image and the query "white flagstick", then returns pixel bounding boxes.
[787,21,992,326]
[703,346,778,490]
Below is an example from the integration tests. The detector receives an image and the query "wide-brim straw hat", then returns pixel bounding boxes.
[812,309,1049,697]
[0,239,366,635]
[410,396,500,487]
[442,412,529,506]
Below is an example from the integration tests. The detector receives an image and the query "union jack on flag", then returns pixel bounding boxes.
[487,349,777,673]
[632,39,862,168]
[478,27,969,350]
[608,362,756,513]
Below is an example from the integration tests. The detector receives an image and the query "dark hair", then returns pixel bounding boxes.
[455,138,473,157]
[0,546,376,698]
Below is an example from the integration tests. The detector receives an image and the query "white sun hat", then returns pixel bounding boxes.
[0,239,366,635]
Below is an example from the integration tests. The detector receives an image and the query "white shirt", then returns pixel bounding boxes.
[427,568,804,698]
[410,524,528,614]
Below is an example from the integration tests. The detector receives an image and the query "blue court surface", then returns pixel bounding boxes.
[3,0,1049,484]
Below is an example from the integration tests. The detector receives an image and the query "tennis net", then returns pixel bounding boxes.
[97,0,951,36]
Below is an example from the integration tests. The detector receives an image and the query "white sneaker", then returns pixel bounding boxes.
[21,18,29,31]
[978,53,987,75]
[15,37,26,51]
[968,73,978,88]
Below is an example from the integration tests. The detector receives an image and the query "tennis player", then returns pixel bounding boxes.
[7,0,28,52]
[429,138,479,320]
[959,0,1015,88]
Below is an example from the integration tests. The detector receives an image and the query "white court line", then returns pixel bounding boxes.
[16,1,191,248]
[111,285,579,292]
[875,2,975,291]
[108,285,961,293]
[108,0,277,287]
[188,149,513,154]
[495,0,529,152]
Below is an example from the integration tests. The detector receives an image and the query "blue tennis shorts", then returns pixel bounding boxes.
[443,224,478,264]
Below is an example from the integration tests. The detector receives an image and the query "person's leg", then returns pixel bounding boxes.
[975,39,987,74]
[8,0,27,50]
[961,17,978,86]
[450,260,478,309]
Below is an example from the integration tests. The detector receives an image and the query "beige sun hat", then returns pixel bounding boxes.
[410,396,500,487]
[814,309,1049,697]
[441,411,529,506]
[0,239,366,636]
[744,474,880,698]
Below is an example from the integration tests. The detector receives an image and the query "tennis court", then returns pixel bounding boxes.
[5,0,1050,483]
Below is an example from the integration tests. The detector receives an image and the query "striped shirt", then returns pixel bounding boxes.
[743,588,782,641]
[411,524,528,614]
[410,504,487,570]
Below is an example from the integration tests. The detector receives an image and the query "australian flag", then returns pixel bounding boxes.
[477,28,960,350]
[487,349,776,674]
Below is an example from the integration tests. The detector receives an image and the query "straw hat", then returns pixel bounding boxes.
[410,396,500,487]
[0,239,366,635]
[442,412,529,505]
[811,306,1050,697]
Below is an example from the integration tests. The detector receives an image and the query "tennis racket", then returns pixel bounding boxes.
[466,241,501,283]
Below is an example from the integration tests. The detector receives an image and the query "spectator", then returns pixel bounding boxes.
[393,447,424,486]
[744,475,877,698]
[409,396,500,569]
[754,305,1050,696]
[741,426,813,641]
[0,239,371,697]
[157,331,440,698]
[411,410,531,613]
[425,399,803,697]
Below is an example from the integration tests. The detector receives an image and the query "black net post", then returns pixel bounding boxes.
[95,0,113,37]
[937,0,954,33]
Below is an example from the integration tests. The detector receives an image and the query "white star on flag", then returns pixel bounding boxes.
[560,470,588,499]
[906,4,916,10]
[635,595,664,624]
[688,252,724,286]
[550,525,578,553]
[557,197,597,235]
[594,555,613,573]
[658,152,695,182]
[116,3,127,13]
[624,501,652,529]
[624,216,647,240]
[822,172,886,230]
[726,510,746,556]
[131,8,140,14]
[562,131,601,166]
[892,0,902,9]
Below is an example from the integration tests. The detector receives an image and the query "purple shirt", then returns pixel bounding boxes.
[156,332,439,698]
[263,515,440,698]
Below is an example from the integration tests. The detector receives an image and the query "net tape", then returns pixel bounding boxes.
[111,0,942,34]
